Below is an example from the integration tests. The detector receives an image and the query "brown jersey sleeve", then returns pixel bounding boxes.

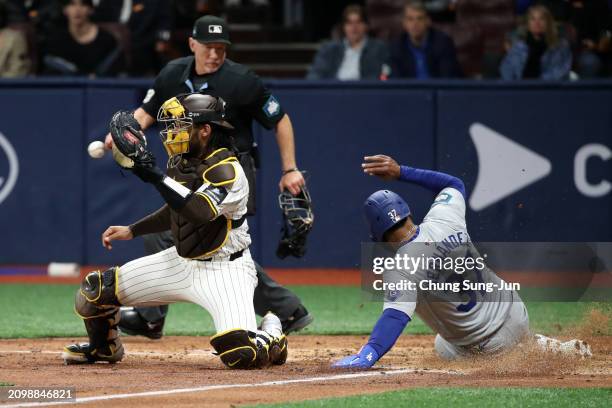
[129,205,171,237]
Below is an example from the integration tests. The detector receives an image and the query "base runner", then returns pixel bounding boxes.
[62,93,287,369]
[332,154,591,368]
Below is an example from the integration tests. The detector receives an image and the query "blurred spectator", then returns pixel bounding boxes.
[500,5,572,80]
[0,0,30,77]
[568,0,612,78]
[307,4,389,80]
[389,1,462,78]
[43,0,123,77]
[7,0,63,68]
[92,0,172,76]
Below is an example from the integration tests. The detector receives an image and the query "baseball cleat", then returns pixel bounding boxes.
[62,343,124,365]
[282,305,313,334]
[534,334,593,358]
[260,312,283,338]
[118,309,165,340]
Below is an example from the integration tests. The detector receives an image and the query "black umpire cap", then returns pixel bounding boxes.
[192,15,231,45]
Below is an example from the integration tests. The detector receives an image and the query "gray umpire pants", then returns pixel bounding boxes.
[134,230,302,323]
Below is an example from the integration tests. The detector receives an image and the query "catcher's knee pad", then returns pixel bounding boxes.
[75,268,121,318]
[210,329,271,369]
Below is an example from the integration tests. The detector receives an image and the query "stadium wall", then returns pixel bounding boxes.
[0,79,610,267]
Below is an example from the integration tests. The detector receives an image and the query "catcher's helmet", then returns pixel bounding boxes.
[364,190,411,242]
[157,93,234,158]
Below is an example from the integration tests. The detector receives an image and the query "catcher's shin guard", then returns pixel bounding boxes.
[65,268,124,364]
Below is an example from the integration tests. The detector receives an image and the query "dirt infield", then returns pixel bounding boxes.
[1,335,611,407]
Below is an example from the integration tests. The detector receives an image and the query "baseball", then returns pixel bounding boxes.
[87,140,106,159]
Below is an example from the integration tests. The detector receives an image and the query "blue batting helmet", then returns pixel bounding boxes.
[364,190,411,241]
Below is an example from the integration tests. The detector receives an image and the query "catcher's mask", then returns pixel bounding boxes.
[157,93,234,159]
[277,182,314,259]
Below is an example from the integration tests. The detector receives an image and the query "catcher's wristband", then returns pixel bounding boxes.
[282,167,299,175]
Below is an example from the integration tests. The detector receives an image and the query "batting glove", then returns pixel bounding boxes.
[331,344,379,369]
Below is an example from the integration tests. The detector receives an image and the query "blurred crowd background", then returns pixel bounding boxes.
[0,0,610,79]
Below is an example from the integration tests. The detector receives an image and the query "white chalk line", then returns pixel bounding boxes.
[0,368,461,408]
[0,350,214,358]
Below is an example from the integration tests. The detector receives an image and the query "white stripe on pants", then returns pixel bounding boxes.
[116,246,258,333]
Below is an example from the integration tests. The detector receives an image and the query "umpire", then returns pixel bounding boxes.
[104,15,312,338]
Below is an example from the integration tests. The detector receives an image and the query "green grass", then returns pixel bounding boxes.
[0,382,15,386]
[253,388,612,408]
[0,284,609,338]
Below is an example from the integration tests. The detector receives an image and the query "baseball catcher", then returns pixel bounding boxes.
[62,93,287,369]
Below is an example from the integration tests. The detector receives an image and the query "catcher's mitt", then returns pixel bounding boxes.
[276,181,314,259]
[109,110,162,183]
[109,110,152,169]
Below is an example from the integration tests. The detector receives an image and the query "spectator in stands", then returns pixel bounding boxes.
[7,0,63,72]
[569,0,612,78]
[307,4,390,80]
[92,0,172,76]
[0,0,30,77]
[43,0,123,77]
[500,4,572,80]
[389,1,462,78]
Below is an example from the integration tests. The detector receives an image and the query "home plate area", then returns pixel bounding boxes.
[1,335,611,407]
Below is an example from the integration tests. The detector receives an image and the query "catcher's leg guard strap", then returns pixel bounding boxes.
[74,268,122,351]
[210,329,271,369]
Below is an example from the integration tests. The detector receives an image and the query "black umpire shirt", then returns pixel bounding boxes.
[141,55,285,153]
[141,55,286,213]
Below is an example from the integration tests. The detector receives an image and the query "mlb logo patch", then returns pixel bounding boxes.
[263,96,281,117]
[209,25,223,34]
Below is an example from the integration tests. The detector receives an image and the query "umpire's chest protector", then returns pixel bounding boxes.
[166,148,237,259]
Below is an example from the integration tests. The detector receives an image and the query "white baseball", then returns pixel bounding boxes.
[87,140,106,159]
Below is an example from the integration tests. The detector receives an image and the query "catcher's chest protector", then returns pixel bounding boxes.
[167,148,236,259]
